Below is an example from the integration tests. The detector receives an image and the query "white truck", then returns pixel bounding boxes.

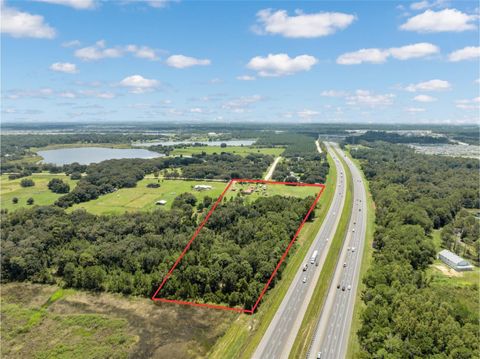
[310,250,319,264]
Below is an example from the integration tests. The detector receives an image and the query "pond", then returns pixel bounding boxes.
[132,139,257,147]
[37,147,164,165]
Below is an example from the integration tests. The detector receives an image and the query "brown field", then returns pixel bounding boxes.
[1,283,236,359]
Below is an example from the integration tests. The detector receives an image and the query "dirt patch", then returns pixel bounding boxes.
[433,264,463,277]
[1,283,236,359]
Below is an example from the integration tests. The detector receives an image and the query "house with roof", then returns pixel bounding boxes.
[438,249,474,271]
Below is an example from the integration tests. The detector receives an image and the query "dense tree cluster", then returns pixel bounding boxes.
[47,178,70,193]
[20,178,35,187]
[441,209,479,263]
[269,137,329,184]
[1,194,316,309]
[350,142,479,358]
[345,131,450,145]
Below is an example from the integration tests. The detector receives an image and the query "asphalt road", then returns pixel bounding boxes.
[253,142,348,359]
[308,144,368,359]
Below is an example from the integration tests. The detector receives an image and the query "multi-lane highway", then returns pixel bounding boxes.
[253,142,348,359]
[308,144,368,359]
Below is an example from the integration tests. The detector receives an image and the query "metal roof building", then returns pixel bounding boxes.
[438,249,474,271]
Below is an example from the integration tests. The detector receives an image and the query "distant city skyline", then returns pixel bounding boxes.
[2,0,479,124]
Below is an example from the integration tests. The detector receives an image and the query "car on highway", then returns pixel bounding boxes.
[303,277,307,283]
[352,228,355,232]
[342,286,345,291]
[347,285,352,290]
[303,264,308,271]
[317,351,322,359]
[343,262,347,268]
[337,283,340,289]
[352,247,356,252]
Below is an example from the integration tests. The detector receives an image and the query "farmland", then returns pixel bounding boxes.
[69,178,226,215]
[1,173,78,211]
[170,145,284,157]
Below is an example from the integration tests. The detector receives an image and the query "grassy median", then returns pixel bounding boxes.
[289,147,353,359]
[207,151,337,359]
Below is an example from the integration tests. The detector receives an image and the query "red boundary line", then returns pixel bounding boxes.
[151,178,325,314]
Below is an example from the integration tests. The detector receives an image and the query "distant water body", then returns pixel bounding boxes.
[38,147,163,165]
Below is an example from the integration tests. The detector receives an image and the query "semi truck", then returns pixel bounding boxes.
[310,250,318,264]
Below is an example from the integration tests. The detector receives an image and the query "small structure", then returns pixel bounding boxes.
[241,186,255,195]
[193,184,212,191]
[438,249,473,271]
[155,200,167,206]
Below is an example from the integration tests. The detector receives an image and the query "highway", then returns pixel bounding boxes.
[253,142,348,359]
[307,144,368,359]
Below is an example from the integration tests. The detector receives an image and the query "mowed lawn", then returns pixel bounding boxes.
[171,146,284,157]
[1,173,78,211]
[69,178,227,215]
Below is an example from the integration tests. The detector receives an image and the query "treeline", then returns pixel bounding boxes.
[270,136,329,184]
[350,142,479,358]
[2,161,88,178]
[345,131,450,145]
[55,153,272,208]
[1,194,316,309]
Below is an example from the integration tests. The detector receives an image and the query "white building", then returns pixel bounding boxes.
[193,185,212,191]
[438,249,473,271]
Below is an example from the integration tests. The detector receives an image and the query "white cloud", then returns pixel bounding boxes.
[62,40,81,47]
[405,107,426,112]
[124,0,177,8]
[120,75,159,93]
[75,40,123,61]
[321,90,348,97]
[448,46,480,62]
[190,107,204,113]
[59,91,76,98]
[75,40,158,61]
[223,95,263,112]
[125,45,158,60]
[337,48,390,65]
[388,42,439,60]
[1,1,56,38]
[247,53,318,77]
[400,8,477,32]
[347,90,395,107]
[297,109,320,119]
[50,62,78,74]
[414,94,437,102]
[237,75,256,81]
[410,0,449,11]
[6,88,54,99]
[476,78,480,84]
[254,9,356,38]
[337,43,439,64]
[456,97,480,110]
[35,0,96,9]
[165,55,211,68]
[405,79,451,92]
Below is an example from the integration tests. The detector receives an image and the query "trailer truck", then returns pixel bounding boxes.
[310,250,318,264]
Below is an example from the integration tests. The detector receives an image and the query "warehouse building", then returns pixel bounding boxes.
[438,249,474,271]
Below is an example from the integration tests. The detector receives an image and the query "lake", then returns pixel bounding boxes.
[38,147,164,165]
[132,139,257,147]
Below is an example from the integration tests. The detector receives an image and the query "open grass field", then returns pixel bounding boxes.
[69,178,227,215]
[1,282,234,359]
[1,173,78,211]
[289,147,354,359]
[170,146,284,157]
[345,148,376,359]
[225,181,320,202]
[208,153,337,359]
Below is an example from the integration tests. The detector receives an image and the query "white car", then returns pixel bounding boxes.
[352,228,355,232]
[347,285,352,290]
[303,277,307,283]
[352,247,356,252]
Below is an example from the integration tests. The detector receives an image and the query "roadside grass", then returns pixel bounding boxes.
[289,148,353,359]
[207,152,337,359]
[1,173,78,211]
[345,147,376,359]
[225,181,320,202]
[171,146,284,157]
[1,282,234,359]
[68,178,226,215]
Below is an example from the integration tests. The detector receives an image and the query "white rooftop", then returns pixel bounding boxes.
[439,249,471,266]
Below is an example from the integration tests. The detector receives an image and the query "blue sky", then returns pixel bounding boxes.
[2,0,479,124]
